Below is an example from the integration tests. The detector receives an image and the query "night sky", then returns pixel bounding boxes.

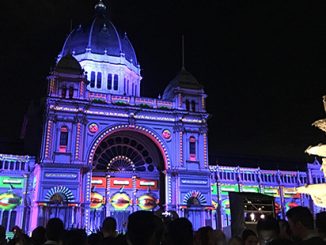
[1,1,326,169]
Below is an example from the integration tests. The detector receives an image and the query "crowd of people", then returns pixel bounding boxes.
[1,206,326,245]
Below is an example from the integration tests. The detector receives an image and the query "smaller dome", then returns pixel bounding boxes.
[162,68,203,100]
[54,54,83,75]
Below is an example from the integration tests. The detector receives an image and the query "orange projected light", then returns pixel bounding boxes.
[137,194,158,210]
[110,192,131,211]
[90,192,104,209]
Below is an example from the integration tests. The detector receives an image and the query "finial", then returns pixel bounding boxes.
[95,0,107,14]
[181,34,185,70]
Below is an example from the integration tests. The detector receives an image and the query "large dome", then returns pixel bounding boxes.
[59,1,138,67]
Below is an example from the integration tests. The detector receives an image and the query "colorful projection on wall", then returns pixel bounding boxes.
[0,177,24,189]
[90,192,104,209]
[136,179,158,190]
[137,193,158,210]
[220,184,239,195]
[183,190,206,206]
[285,201,299,212]
[274,201,281,215]
[283,187,300,198]
[110,178,132,189]
[242,185,260,193]
[222,199,230,215]
[91,177,107,188]
[44,186,75,203]
[212,200,218,209]
[162,129,171,140]
[263,187,280,197]
[0,192,22,210]
[110,192,131,211]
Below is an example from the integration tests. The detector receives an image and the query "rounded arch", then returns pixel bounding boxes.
[45,186,75,203]
[88,124,170,170]
[183,190,207,206]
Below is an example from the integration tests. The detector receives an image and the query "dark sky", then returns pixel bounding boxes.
[0,1,326,168]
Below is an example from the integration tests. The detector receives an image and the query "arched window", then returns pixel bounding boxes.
[59,126,69,152]
[127,80,129,94]
[189,136,196,161]
[61,86,67,98]
[185,99,190,111]
[107,74,112,90]
[114,74,119,90]
[68,86,74,99]
[191,100,196,112]
[90,71,96,88]
[124,78,126,95]
[96,72,102,88]
[132,83,134,96]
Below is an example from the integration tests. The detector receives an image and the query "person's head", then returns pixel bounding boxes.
[167,218,193,245]
[256,216,279,244]
[316,211,326,239]
[127,211,163,245]
[102,217,117,237]
[214,229,226,245]
[45,218,65,242]
[241,229,257,245]
[195,226,214,245]
[286,206,314,240]
[0,225,6,239]
[227,236,242,245]
[87,233,102,245]
[32,226,47,245]
[277,219,291,239]
[61,229,87,245]
[11,226,23,239]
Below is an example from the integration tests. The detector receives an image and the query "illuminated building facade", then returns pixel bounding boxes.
[33,0,211,232]
[0,0,325,236]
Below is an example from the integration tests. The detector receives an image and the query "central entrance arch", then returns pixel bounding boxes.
[89,127,167,232]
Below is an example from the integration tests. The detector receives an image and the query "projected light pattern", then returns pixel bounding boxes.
[93,135,156,172]
[45,186,75,203]
[183,191,206,206]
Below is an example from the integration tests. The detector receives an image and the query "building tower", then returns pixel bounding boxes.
[30,0,211,232]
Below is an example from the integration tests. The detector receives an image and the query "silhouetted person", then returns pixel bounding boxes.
[44,218,65,245]
[31,226,46,245]
[277,219,291,241]
[227,236,242,245]
[87,233,102,245]
[241,229,257,245]
[286,206,325,245]
[8,226,31,245]
[0,225,7,245]
[100,217,117,245]
[166,218,193,245]
[213,229,227,245]
[194,226,214,245]
[61,229,87,245]
[126,211,163,245]
[316,211,326,242]
[256,216,293,245]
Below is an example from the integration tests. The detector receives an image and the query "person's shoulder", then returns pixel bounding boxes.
[269,238,294,245]
[43,241,58,245]
[298,237,326,245]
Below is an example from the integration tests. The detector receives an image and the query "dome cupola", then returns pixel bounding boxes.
[163,68,206,112]
[163,68,203,100]
[57,0,141,96]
